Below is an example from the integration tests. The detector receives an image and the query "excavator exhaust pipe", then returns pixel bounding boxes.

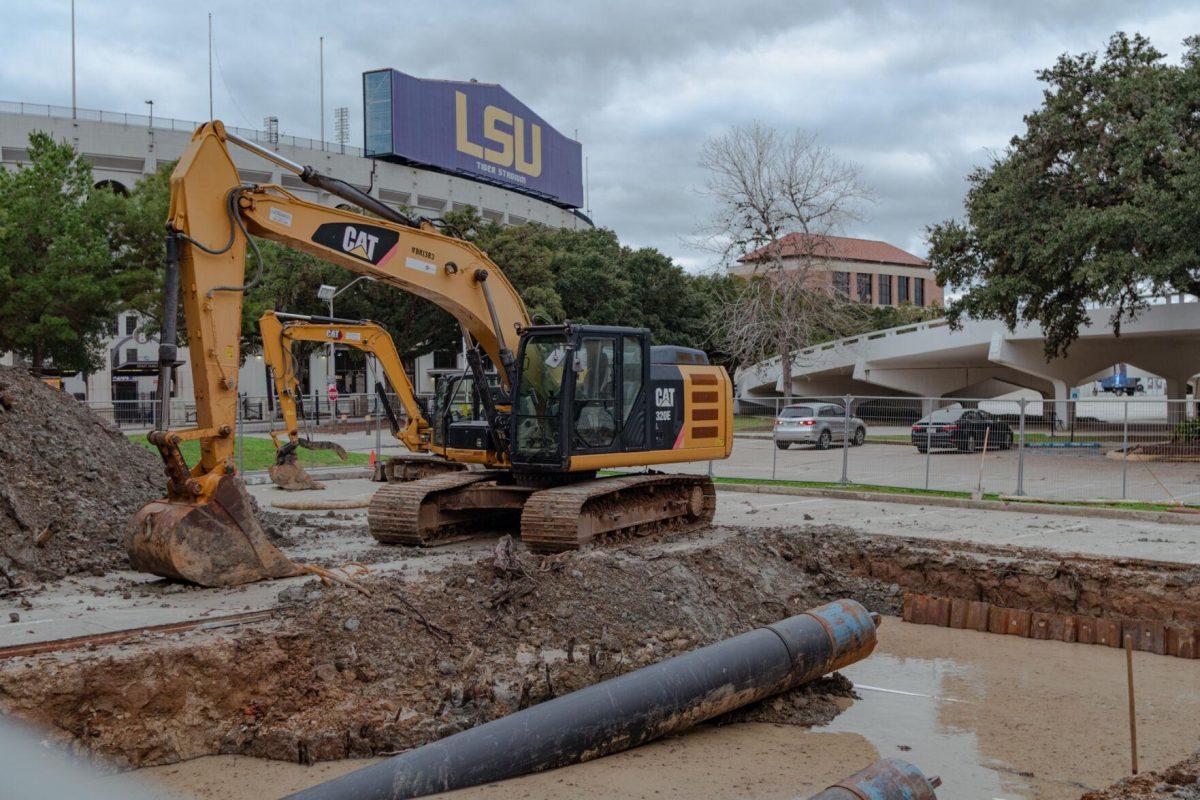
[127,475,302,587]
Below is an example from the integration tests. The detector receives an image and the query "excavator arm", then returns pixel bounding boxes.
[258,311,430,454]
[129,120,530,586]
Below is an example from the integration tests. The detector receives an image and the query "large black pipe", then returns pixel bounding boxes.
[285,599,878,800]
[808,758,941,799]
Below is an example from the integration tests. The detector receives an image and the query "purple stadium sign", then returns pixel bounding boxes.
[363,69,584,209]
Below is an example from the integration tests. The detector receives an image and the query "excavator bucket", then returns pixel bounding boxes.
[126,474,303,587]
[268,439,348,491]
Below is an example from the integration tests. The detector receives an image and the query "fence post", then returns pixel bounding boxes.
[1016,398,1026,496]
[924,406,932,490]
[236,396,245,475]
[771,427,778,481]
[1121,398,1130,500]
[840,394,851,485]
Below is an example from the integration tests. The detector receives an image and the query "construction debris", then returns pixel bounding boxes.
[0,530,874,769]
[1081,750,1200,799]
[286,599,878,800]
[0,365,162,584]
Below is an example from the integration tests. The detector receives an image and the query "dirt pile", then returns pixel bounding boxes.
[0,529,881,769]
[0,365,162,585]
[1081,751,1200,798]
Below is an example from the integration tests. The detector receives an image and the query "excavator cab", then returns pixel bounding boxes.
[428,372,493,453]
[512,325,652,470]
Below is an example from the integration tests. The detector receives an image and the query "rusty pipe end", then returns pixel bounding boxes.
[870,611,882,628]
[929,775,942,789]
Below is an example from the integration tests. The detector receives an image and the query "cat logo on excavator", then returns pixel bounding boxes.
[311,222,399,265]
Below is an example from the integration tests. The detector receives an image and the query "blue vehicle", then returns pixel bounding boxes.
[1098,374,1144,396]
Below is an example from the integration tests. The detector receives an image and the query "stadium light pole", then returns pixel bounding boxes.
[145,99,154,129]
[70,0,76,119]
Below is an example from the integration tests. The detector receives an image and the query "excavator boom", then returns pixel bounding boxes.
[129,120,731,587]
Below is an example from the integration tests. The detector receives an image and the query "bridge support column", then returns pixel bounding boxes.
[1165,376,1191,427]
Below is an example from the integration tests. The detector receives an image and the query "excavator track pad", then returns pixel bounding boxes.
[367,470,716,552]
[127,475,302,587]
[520,473,716,553]
[368,470,521,546]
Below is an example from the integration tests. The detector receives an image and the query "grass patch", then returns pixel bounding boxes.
[734,416,774,432]
[131,434,370,473]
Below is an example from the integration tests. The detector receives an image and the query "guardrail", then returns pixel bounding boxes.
[0,100,361,156]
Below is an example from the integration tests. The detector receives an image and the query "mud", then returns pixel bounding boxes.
[0,529,879,769]
[0,365,163,586]
[1082,751,1200,799]
[1,518,1197,789]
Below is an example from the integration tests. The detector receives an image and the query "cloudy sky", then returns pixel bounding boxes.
[4,1,1199,269]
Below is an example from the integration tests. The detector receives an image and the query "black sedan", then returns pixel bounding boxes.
[911,408,1014,453]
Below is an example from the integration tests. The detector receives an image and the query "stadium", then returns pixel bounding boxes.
[0,70,590,418]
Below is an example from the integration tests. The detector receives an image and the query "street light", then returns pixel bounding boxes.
[145,99,154,129]
[316,276,378,394]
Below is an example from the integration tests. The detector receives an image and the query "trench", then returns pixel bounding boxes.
[0,524,1196,795]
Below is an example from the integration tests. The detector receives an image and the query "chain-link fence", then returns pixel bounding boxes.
[728,395,1200,505]
[86,389,1200,504]
[88,391,418,473]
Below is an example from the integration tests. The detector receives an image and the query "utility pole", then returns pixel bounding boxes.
[70,0,77,119]
[319,36,325,151]
[207,12,213,120]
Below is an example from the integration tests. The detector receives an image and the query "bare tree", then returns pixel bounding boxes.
[698,123,872,399]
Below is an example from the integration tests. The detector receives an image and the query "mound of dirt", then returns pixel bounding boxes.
[0,529,885,769]
[0,365,163,585]
[1081,751,1200,798]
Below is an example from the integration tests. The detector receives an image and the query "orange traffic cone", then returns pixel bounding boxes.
[369,450,377,466]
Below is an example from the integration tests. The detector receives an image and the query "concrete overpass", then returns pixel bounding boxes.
[736,298,1200,421]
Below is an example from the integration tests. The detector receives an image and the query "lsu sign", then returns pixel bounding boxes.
[363,69,584,209]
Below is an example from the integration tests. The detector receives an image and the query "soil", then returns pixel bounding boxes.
[0,529,881,770]
[1,492,1197,794]
[0,366,163,586]
[1081,751,1200,799]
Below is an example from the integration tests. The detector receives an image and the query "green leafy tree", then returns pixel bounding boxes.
[112,161,173,330]
[927,32,1200,357]
[0,132,124,374]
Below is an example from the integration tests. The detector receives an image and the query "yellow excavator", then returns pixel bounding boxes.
[128,120,732,587]
[257,310,474,489]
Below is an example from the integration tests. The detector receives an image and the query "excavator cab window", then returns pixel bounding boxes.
[513,333,568,464]
[513,326,650,468]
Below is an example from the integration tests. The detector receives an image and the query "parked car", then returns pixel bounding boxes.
[911,407,1014,453]
[773,402,866,450]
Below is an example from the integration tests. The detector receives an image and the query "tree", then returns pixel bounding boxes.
[113,161,175,335]
[927,32,1200,357]
[698,122,872,397]
[0,132,125,374]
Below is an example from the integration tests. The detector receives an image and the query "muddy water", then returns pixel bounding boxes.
[128,619,1200,800]
[830,620,1200,799]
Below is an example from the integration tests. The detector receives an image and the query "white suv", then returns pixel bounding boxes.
[772,402,867,450]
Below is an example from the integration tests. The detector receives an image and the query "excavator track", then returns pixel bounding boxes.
[368,470,514,546]
[520,472,716,553]
[372,455,467,483]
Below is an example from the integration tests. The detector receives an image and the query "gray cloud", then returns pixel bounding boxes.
[3,1,1198,268]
